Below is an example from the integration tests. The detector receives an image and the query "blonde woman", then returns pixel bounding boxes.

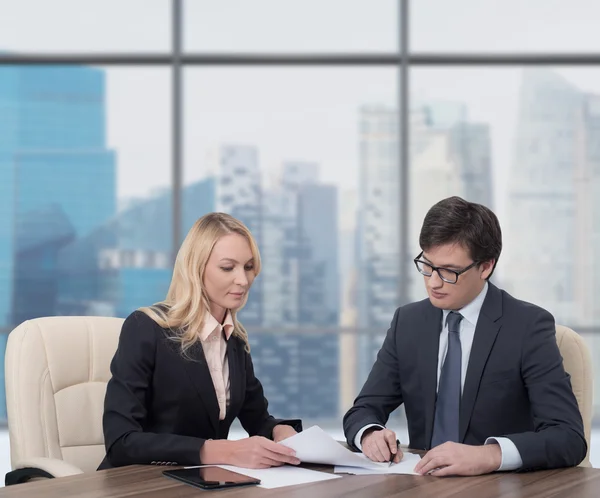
[99,213,302,470]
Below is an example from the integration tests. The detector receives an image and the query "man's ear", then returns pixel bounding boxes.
[480,260,495,280]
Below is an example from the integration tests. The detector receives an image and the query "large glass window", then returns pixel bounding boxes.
[0,0,170,53]
[184,0,398,53]
[0,66,172,421]
[412,0,600,53]
[184,67,399,422]
[1,0,600,470]
[410,66,600,422]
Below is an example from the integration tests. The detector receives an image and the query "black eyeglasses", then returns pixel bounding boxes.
[413,251,479,284]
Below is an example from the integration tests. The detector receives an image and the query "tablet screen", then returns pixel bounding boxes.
[163,467,261,489]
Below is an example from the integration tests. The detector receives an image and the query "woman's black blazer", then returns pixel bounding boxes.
[98,311,302,469]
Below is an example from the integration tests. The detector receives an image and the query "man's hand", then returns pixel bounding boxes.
[272,424,298,443]
[414,442,502,476]
[361,428,403,463]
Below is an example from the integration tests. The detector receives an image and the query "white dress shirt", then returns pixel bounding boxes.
[199,311,235,421]
[355,282,523,471]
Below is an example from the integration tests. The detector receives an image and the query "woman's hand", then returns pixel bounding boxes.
[200,436,300,469]
[272,424,298,443]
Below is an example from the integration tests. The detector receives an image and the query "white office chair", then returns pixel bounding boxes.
[555,325,593,467]
[5,316,123,484]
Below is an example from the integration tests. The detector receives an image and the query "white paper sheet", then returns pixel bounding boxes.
[334,452,422,475]
[218,465,340,489]
[184,465,340,490]
[280,425,393,470]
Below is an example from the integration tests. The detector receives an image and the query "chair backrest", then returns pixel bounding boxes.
[5,316,123,473]
[555,324,593,467]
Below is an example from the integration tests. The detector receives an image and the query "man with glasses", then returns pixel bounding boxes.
[343,196,586,475]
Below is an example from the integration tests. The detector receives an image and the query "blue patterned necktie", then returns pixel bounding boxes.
[431,311,463,448]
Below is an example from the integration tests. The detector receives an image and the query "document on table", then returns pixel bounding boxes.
[334,452,422,475]
[184,465,340,490]
[217,465,340,489]
[280,425,414,470]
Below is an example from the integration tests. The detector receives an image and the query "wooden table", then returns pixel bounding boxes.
[1,462,600,498]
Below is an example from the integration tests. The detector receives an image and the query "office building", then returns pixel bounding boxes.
[409,102,492,301]
[250,162,340,420]
[0,66,116,420]
[0,65,116,329]
[57,178,216,318]
[504,70,583,325]
[574,94,600,326]
[357,103,493,387]
[212,145,263,326]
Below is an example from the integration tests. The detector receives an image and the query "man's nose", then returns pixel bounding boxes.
[428,270,444,288]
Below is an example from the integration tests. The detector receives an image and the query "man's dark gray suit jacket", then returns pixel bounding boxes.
[343,282,587,471]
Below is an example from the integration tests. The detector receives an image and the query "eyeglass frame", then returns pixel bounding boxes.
[413,251,480,284]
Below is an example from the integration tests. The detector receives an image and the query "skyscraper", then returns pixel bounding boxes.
[249,162,340,420]
[295,179,339,419]
[214,145,263,325]
[13,206,75,325]
[0,66,116,329]
[573,93,600,411]
[409,102,493,301]
[504,70,583,325]
[356,106,400,387]
[261,190,288,326]
[357,103,493,384]
[297,183,339,325]
[339,189,359,412]
[574,94,600,326]
[449,123,493,207]
[0,64,116,420]
[357,106,400,331]
[57,178,216,318]
[504,70,600,411]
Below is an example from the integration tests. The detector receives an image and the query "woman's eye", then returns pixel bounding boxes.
[244,265,254,271]
[220,267,234,272]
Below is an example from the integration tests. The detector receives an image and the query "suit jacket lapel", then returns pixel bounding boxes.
[181,342,220,432]
[421,305,443,450]
[459,283,503,442]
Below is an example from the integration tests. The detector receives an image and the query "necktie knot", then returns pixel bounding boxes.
[447,312,463,334]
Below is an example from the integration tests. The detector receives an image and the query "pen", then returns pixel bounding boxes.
[389,439,400,466]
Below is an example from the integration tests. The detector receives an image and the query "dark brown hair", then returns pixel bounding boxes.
[419,196,502,279]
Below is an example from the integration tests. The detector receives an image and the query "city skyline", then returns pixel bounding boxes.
[0,62,345,421]
[4,62,600,324]
[3,61,600,423]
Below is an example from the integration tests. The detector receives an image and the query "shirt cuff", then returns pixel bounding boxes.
[354,424,385,451]
[485,437,523,471]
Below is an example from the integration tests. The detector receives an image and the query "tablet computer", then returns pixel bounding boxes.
[163,466,261,490]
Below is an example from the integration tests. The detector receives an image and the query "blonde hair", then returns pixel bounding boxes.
[139,212,261,354]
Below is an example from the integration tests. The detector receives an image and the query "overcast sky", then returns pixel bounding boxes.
[2,0,600,227]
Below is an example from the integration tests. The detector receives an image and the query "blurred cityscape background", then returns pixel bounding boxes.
[2,0,600,469]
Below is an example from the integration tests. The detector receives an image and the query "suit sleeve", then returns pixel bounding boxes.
[103,312,205,467]
[504,309,587,470]
[237,350,302,438]
[343,308,403,449]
